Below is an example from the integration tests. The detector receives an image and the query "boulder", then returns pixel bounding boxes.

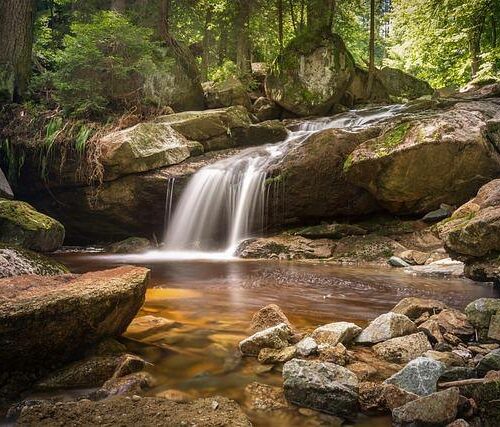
[252,97,281,121]
[295,223,367,240]
[296,337,319,357]
[373,332,432,363]
[422,204,454,223]
[0,199,64,252]
[125,315,178,339]
[398,249,431,265]
[465,298,500,341]
[344,101,500,215]
[107,237,152,254]
[460,378,500,426]
[464,256,500,285]
[239,323,292,356]
[311,322,362,347]
[388,256,411,267]
[203,78,252,110]
[258,346,296,364]
[282,359,359,416]
[244,382,288,412]
[16,396,252,427]
[391,298,448,320]
[0,168,13,199]
[345,66,390,105]
[381,384,419,411]
[0,266,149,370]
[265,32,355,116]
[376,67,434,100]
[476,349,500,375]
[249,304,293,333]
[0,244,68,278]
[392,387,460,426]
[427,309,474,339]
[98,123,191,180]
[356,312,416,344]
[423,350,466,367]
[384,357,446,396]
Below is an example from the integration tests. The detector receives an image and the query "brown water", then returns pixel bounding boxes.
[57,253,499,427]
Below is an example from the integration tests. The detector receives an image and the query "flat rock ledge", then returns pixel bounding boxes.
[0,266,149,370]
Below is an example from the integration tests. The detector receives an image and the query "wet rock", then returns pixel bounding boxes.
[388,256,411,268]
[0,199,64,252]
[294,223,367,240]
[155,389,192,402]
[92,372,152,399]
[0,266,149,371]
[125,315,178,339]
[465,298,500,341]
[87,338,127,357]
[404,258,465,277]
[476,349,500,375]
[239,323,292,356]
[392,387,460,426]
[373,332,432,363]
[236,120,288,147]
[244,382,288,411]
[249,304,293,334]
[282,359,359,417]
[424,351,466,367]
[296,337,318,357]
[422,204,454,223]
[398,249,431,265]
[0,168,13,199]
[356,312,416,344]
[16,396,252,427]
[385,357,446,396]
[258,346,296,364]
[107,237,152,254]
[391,297,448,320]
[311,322,362,347]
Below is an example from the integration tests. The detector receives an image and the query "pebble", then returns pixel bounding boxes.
[131,395,141,402]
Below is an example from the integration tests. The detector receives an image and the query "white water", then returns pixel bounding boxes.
[148,105,406,261]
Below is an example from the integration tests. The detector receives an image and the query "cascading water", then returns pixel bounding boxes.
[161,104,406,259]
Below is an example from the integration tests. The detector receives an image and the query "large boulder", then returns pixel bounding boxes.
[372,332,432,363]
[345,66,390,105]
[0,266,149,370]
[239,323,292,356]
[344,101,500,214]
[203,77,252,110]
[376,67,434,100]
[0,167,13,199]
[312,322,362,347]
[391,297,448,320]
[265,32,355,116]
[0,199,64,252]
[356,312,416,344]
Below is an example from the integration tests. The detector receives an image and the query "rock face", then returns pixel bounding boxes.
[0,199,64,252]
[356,312,416,344]
[312,322,362,347]
[0,266,149,370]
[376,67,434,100]
[384,357,446,396]
[372,332,432,363]
[265,32,355,116]
[0,168,13,199]
[203,78,252,110]
[282,359,359,416]
[344,101,500,214]
[16,396,252,427]
[239,323,292,356]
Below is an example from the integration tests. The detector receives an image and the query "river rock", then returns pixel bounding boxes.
[252,96,281,121]
[239,323,292,356]
[356,312,416,344]
[398,249,431,265]
[249,304,293,333]
[16,396,252,427]
[476,349,500,375]
[0,168,13,199]
[0,266,149,370]
[244,382,288,411]
[460,378,500,426]
[384,357,446,396]
[465,298,500,341]
[428,309,474,339]
[422,204,454,223]
[373,332,432,363]
[376,67,433,100]
[344,101,500,214]
[345,66,390,105]
[464,256,500,286]
[391,297,448,320]
[125,315,178,339]
[0,199,64,252]
[107,237,152,254]
[296,337,319,357]
[392,387,460,426]
[203,77,252,110]
[265,32,355,116]
[388,256,411,267]
[423,350,466,367]
[94,372,152,399]
[312,322,362,347]
[294,223,367,240]
[258,346,296,364]
[282,359,359,416]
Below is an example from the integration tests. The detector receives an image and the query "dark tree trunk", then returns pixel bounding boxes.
[367,0,376,97]
[235,0,252,75]
[111,0,126,12]
[278,0,284,52]
[492,12,497,48]
[201,6,214,81]
[0,0,36,102]
[158,0,171,42]
[289,0,297,32]
[306,0,334,33]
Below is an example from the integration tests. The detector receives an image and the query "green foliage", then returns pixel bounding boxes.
[210,60,238,83]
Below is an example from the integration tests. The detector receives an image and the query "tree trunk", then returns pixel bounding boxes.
[289,0,297,32]
[469,7,487,78]
[492,12,497,48]
[306,0,334,33]
[235,0,252,75]
[201,6,214,81]
[111,0,126,12]
[367,0,376,98]
[158,0,171,42]
[0,0,36,102]
[278,0,284,52]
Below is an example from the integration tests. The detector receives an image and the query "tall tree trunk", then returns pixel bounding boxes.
[201,6,214,81]
[278,0,284,53]
[0,0,36,102]
[235,0,252,75]
[158,0,171,42]
[306,0,334,34]
[469,22,485,77]
[289,0,297,32]
[111,0,126,12]
[492,12,497,48]
[367,0,376,98]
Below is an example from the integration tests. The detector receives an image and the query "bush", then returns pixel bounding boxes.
[53,11,171,117]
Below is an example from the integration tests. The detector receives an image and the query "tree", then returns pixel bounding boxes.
[0,0,37,102]
[306,0,335,34]
[367,0,376,96]
[235,0,252,75]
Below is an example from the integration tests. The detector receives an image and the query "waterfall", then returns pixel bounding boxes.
[162,105,405,258]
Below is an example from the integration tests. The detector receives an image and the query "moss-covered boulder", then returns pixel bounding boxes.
[344,101,500,214]
[107,237,152,254]
[265,32,355,116]
[203,77,252,110]
[99,123,191,180]
[345,66,390,105]
[0,199,64,252]
[376,67,434,100]
[0,244,68,278]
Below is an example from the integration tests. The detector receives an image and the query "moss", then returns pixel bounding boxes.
[343,154,354,173]
[376,122,411,154]
[0,243,69,276]
[265,174,284,186]
[0,199,58,231]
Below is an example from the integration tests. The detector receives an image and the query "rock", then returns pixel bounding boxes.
[203,78,252,110]
[244,382,288,411]
[465,298,500,341]
[391,298,448,320]
[87,338,127,357]
[385,357,446,396]
[93,372,152,399]
[422,204,454,223]
[388,256,411,267]
[373,332,432,363]
[418,319,445,344]
[392,387,460,426]
[344,101,500,215]
[331,234,407,264]
[294,223,367,240]
[0,266,149,370]
[0,199,64,252]
[489,315,500,341]
[99,123,191,180]
[107,237,152,254]
[424,350,466,367]
[252,97,281,121]
[258,346,296,364]
[476,349,500,375]
[249,304,293,333]
[265,32,355,116]
[0,244,68,278]
[125,315,178,339]
[356,312,416,344]
[35,354,145,391]
[429,309,474,339]
[345,66,390,105]
[0,168,13,199]
[296,337,319,357]
[398,249,431,265]
[382,384,419,410]
[282,359,359,417]
[319,343,350,366]
[459,379,500,427]
[239,323,292,356]
[404,258,465,277]
[16,396,252,427]
[464,256,500,286]
[311,322,362,347]
[447,419,470,427]
[235,120,288,147]
[376,67,434,100]
[358,382,386,413]
[155,389,192,402]
[439,367,477,382]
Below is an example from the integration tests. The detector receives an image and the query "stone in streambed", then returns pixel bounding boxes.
[125,315,178,339]
[356,312,416,344]
[296,337,318,357]
[107,237,152,254]
[391,297,448,320]
[249,304,293,333]
[311,322,362,347]
[244,382,288,412]
[373,332,432,363]
[476,349,500,375]
[388,256,411,267]
[90,372,153,399]
[465,298,500,341]
[258,346,296,364]
[239,323,292,356]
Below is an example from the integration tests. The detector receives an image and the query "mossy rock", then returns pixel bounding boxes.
[0,199,65,252]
